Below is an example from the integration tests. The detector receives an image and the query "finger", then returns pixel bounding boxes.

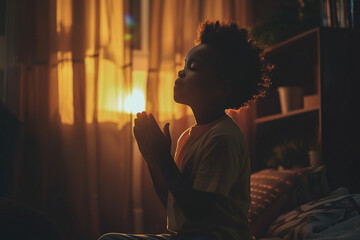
[134,117,138,127]
[133,126,148,155]
[134,119,151,147]
[136,112,142,118]
[134,125,147,144]
[148,113,162,131]
[134,113,142,128]
[133,126,137,139]
[134,118,146,136]
[133,125,140,140]
[135,113,147,131]
[134,132,143,152]
[140,111,152,127]
[148,112,155,121]
[140,111,151,128]
[134,122,145,140]
[140,111,148,120]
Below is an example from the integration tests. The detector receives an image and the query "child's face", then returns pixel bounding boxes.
[174,44,223,108]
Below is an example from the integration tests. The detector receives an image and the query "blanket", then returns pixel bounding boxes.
[259,188,360,240]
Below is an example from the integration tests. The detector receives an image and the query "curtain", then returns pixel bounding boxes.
[4,0,255,238]
[6,0,133,239]
[142,0,255,233]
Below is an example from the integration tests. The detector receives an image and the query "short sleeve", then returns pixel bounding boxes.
[192,135,242,196]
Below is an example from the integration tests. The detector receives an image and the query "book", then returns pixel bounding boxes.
[321,0,329,26]
[343,0,350,28]
[320,0,359,29]
[324,0,332,26]
[337,0,346,27]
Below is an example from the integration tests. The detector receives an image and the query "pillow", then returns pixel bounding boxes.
[248,168,312,238]
[292,165,330,206]
[248,165,330,238]
[265,187,360,240]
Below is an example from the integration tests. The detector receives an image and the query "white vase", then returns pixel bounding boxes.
[308,150,322,168]
[277,86,304,113]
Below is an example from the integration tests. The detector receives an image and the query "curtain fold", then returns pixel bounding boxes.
[6,0,133,239]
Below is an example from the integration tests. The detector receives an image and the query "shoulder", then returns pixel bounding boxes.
[205,115,247,147]
[195,115,249,162]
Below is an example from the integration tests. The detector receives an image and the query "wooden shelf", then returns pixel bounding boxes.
[251,27,360,191]
[263,27,319,55]
[255,107,319,124]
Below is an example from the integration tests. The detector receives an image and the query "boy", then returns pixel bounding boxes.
[100,20,271,240]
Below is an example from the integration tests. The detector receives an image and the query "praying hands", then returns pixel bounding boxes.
[133,111,172,167]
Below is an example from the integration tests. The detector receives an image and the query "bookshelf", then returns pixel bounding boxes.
[320,0,360,28]
[251,27,360,193]
[255,107,319,124]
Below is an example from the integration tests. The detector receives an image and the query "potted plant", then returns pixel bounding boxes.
[266,138,310,170]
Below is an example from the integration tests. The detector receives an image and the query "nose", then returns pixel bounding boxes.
[178,70,185,78]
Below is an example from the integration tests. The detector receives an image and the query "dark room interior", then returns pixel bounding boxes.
[1,0,360,239]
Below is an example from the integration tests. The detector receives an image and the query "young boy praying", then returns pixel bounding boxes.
[100,20,271,240]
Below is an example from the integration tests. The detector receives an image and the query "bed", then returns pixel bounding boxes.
[248,165,360,240]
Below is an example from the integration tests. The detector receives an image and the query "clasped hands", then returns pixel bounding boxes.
[133,111,172,167]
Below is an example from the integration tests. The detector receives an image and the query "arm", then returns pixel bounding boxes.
[145,150,217,216]
[133,112,221,221]
[159,135,243,222]
[146,161,169,209]
[159,152,221,222]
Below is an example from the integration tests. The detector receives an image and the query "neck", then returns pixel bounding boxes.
[190,105,226,126]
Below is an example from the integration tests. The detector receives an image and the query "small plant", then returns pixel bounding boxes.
[267,138,310,169]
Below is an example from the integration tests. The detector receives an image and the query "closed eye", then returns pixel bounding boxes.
[186,61,198,71]
[189,65,197,71]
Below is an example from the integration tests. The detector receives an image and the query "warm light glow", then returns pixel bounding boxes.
[57,51,74,124]
[56,0,74,125]
[57,0,138,126]
[56,0,72,33]
[85,57,95,124]
[119,71,147,114]
[122,88,146,114]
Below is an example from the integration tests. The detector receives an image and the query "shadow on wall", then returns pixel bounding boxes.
[0,99,59,239]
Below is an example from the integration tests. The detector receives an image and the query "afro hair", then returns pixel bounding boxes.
[194,20,273,111]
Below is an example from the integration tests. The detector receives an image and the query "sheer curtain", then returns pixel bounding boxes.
[142,0,254,233]
[6,0,133,239]
[5,0,254,238]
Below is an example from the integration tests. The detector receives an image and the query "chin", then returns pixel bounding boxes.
[173,95,183,104]
[173,93,187,105]
[173,88,182,103]
[173,87,192,107]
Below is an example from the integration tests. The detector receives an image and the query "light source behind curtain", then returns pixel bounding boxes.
[6,0,134,239]
[142,0,254,233]
[57,0,132,125]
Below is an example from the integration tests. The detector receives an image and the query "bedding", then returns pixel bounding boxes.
[248,165,330,238]
[259,187,360,240]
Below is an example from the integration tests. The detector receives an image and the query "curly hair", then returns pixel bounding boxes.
[194,20,273,111]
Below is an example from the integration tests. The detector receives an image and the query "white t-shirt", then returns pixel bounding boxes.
[166,114,252,240]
